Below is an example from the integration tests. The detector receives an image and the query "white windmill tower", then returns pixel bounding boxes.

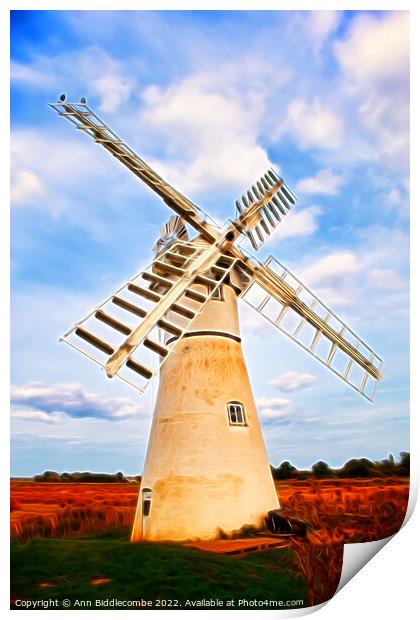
[50,96,383,542]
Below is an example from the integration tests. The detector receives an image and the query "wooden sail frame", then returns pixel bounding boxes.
[61,241,238,393]
[50,98,383,401]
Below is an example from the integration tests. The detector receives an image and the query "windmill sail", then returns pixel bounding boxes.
[235,170,296,251]
[154,215,189,255]
[49,100,219,243]
[62,241,237,393]
[50,98,383,402]
[239,255,382,401]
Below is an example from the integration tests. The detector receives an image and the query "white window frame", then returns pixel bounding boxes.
[227,402,247,426]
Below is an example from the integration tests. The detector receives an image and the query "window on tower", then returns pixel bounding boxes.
[142,488,152,517]
[227,402,247,426]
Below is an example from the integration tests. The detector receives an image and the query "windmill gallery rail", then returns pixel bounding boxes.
[49,95,383,542]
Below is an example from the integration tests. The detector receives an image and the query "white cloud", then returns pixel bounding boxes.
[299,251,362,287]
[256,397,295,419]
[288,229,409,326]
[138,66,280,194]
[296,169,344,195]
[266,12,409,174]
[93,74,135,113]
[303,11,341,53]
[386,188,403,207]
[268,206,321,243]
[238,302,271,336]
[367,269,406,292]
[10,46,136,114]
[11,169,43,205]
[11,410,63,425]
[280,98,344,150]
[10,128,123,220]
[334,12,409,173]
[270,371,318,392]
[11,129,92,211]
[11,382,145,421]
[11,61,54,86]
[305,286,352,309]
[335,12,409,88]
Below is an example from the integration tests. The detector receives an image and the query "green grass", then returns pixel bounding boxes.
[11,529,307,610]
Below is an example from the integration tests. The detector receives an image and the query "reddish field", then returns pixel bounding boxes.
[275,478,409,604]
[10,477,409,606]
[10,478,409,544]
[11,482,138,542]
[276,477,409,543]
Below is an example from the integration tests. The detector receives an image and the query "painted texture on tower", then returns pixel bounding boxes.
[131,284,279,542]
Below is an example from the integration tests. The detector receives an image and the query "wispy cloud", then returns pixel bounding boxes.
[285,230,409,333]
[256,397,295,419]
[11,410,63,425]
[367,269,406,292]
[266,206,322,243]
[11,128,104,213]
[334,11,408,89]
[302,11,341,53]
[270,371,318,392]
[11,46,137,114]
[93,73,135,113]
[138,63,284,195]
[278,98,344,150]
[11,61,54,86]
[299,251,362,287]
[11,168,44,205]
[334,11,409,172]
[11,382,145,421]
[296,169,344,196]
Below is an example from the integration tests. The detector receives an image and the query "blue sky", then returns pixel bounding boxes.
[10,10,409,476]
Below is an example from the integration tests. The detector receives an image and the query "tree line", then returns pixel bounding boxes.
[29,452,409,482]
[271,452,410,480]
[31,471,141,483]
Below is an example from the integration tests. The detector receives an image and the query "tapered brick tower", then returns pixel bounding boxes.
[131,279,279,541]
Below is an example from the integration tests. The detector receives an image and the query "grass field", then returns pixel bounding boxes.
[11,530,306,610]
[10,477,409,610]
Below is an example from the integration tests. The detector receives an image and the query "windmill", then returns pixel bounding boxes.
[49,96,383,542]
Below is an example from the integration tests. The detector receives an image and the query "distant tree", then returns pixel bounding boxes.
[75,472,125,483]
[399,452,409,467]
[271,461,298,480]
[59,472,73,482]
[31,470,132,483]
[338,459,372,478]
[37,470,60,482]
[360,458,375,467]
[397,452,410,476]
[378,455,398,476]
[77,472,91,482]
[296,469,311,480]
[311,461,333,478]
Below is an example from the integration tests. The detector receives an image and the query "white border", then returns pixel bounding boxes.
[3,2,418,619]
